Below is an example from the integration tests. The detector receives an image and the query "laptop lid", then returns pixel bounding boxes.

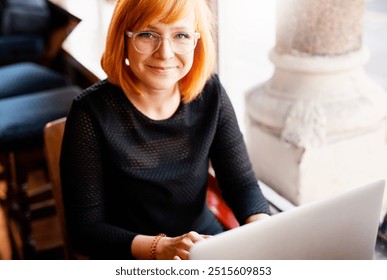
[190,179,385,260]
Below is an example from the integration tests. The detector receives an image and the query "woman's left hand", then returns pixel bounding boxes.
[244,213,271,224]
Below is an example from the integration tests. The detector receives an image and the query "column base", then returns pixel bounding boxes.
[246,121,387,219]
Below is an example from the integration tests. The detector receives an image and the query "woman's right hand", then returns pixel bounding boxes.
[156,231,210,260]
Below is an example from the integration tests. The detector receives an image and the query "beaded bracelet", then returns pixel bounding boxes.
[150,233,166,260]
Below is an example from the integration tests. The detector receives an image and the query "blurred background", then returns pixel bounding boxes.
[0,0,386,260]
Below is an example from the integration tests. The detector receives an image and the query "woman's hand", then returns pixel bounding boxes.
[245,213,271,224]
[156,231,209,260]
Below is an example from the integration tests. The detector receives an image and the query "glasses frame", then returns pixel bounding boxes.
[126,30,201,55]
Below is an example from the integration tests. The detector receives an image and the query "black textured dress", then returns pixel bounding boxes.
[60,75,270,259]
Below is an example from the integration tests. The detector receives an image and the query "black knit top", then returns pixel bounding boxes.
[60,75,270,259]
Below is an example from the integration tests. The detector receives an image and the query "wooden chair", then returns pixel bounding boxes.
[43,118,238,259]
[43,117,73,259]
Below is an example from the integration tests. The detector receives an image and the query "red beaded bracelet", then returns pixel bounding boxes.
[150,233,166,260]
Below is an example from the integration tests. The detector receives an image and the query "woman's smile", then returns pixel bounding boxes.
[148,65,178,73]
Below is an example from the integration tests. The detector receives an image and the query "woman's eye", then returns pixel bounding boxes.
[174,33,190,40]
[137,32,157,39]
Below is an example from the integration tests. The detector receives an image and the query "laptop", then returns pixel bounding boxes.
[190,179,385,260]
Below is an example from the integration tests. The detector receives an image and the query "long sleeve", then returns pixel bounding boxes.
[209,79,270,224]
[60,93,138,259]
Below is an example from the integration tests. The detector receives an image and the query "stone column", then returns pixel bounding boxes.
[245,0,387,216]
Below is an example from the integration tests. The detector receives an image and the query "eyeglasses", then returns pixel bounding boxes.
[126,31,200,55]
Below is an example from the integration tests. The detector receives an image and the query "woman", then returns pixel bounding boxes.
[60,0,270,260]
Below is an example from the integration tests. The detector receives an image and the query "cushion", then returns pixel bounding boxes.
[0,62,69,99]
[0,85,81,150]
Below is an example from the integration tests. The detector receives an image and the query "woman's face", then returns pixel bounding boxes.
[127,11,196,95]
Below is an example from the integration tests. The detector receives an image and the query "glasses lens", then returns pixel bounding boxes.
[170,32,198,54]
[132,32,199,54]
[133,32,160,54]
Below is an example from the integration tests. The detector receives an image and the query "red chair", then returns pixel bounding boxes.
[206,174,239,230]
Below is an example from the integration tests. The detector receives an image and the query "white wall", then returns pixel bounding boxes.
[217,0,276,133]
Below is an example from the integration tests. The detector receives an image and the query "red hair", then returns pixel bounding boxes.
[101,0,216,103]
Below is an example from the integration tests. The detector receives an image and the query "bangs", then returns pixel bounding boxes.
[130,0,194,30]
